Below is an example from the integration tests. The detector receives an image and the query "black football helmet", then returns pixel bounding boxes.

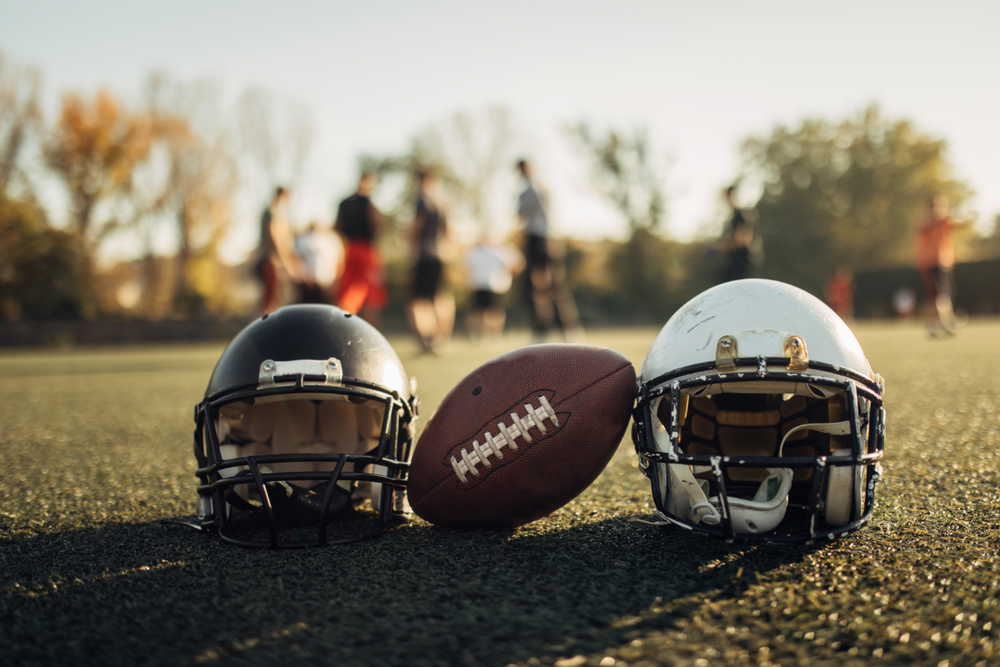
[193,305,418,548]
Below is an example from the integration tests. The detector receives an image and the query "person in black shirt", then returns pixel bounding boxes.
[515,159,582,343]
[719,185,761,283]
[406,169,454,352]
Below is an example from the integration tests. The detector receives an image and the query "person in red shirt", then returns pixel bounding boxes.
[915,195,960,335]
[334,171,387,326]
[824,267,854,319]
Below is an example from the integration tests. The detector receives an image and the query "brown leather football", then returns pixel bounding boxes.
[408,343,637,529]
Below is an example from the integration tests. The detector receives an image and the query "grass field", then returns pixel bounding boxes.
[2,320,999,667]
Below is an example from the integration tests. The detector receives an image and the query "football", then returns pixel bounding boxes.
[408,343,637,529]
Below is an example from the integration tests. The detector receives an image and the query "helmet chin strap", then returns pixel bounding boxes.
[223,465,354,526]
[671,464,793,533]
[661,420,853,535]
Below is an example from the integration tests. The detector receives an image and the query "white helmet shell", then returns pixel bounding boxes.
[641,279,872,383]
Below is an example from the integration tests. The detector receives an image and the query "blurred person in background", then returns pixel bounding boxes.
[334,171,387,326]
[717,184,761,283]
[516,159,582,343]
[824,266,855,319]
[916,194,963,335]
[407,169,454,353]
[258,186,302,315]
[893,287,917,319]
[295,220,342,304]
[464,231,523,344]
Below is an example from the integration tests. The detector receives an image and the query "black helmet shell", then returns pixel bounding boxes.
[206,305,410,401]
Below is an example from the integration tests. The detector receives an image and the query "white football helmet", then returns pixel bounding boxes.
[632,279,885,542]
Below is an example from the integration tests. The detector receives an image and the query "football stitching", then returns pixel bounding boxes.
[449,395,560,483]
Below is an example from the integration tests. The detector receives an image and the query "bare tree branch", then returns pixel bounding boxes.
[568,123,667,233]
[0,50,43,197]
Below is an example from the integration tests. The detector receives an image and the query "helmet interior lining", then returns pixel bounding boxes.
[649,382,864,532]
[214,395,388,509]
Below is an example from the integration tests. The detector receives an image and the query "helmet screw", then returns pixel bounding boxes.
[263,362,273,371]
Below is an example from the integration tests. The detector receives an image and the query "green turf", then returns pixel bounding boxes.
[2,322,999,667]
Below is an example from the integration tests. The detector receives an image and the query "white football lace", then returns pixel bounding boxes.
[450,396,559,483]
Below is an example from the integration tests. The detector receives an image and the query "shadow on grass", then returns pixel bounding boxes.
[1,516,816,667]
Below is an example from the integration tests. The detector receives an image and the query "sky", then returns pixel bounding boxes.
[2,0,999,264]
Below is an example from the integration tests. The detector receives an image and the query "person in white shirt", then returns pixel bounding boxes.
[294,221,343,304]
[464,234,523,342]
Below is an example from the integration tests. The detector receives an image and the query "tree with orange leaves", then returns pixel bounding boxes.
[44,89,154,248]
[142,73,237,314]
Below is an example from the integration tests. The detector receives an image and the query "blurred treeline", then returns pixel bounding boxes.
[567,109,1000,324]
[2,51,999,327]
[0,53,311,321]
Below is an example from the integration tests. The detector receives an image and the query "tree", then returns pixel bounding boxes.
[0,193,91,320]
[44,89,154,248]
[142,74,237,314]
[990,215,1000,258]
[568,123,674,319]
[431,107,513,230]
[0,51,43,198]
[360,106,515,233]
[568,124,666,233]
[234,87,314,200]
[740,106,972,295]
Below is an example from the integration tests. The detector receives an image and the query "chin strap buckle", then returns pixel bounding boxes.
[690,500,722,526]
[675,463,724,525]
